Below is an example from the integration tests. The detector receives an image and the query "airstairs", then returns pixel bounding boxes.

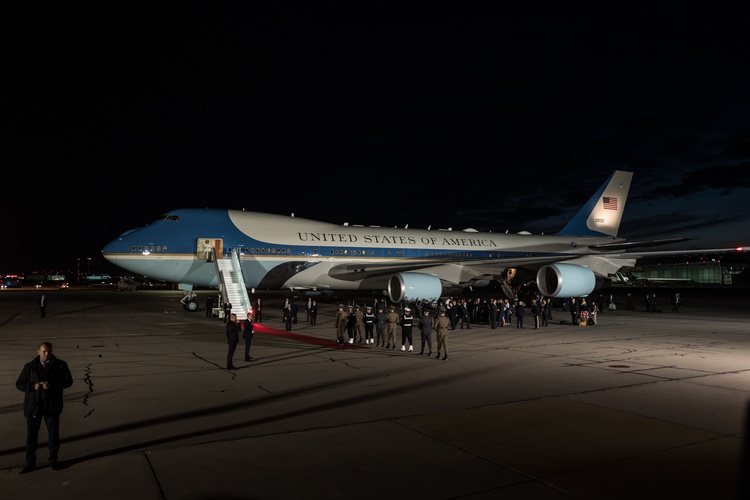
[214,248,251,320]
[500,282,516,300]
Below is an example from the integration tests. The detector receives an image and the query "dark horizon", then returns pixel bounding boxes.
[5,5,749,273]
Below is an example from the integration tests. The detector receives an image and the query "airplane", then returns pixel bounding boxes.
[101,170,745,316]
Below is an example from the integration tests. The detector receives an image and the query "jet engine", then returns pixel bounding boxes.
[387,272,442,304]
[536,263,596,298]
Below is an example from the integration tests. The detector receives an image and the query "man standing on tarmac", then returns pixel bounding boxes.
[335,304,348,346]
[16,341,74,473]
[386,306,399,349]
[39,295,47,318]
[399,307,414,352]
[225,313,240,370]
[418,309,434,356]
[435,310,450,360]
[375,306,388,347]
[363,306,375,344]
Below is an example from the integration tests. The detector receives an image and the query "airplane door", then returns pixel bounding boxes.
[197,238,224,261]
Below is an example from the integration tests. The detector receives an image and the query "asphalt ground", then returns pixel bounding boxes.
[1,286,749,499]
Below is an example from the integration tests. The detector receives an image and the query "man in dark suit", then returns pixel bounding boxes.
[39,295,47,318]
[222,301,232,323]
[309,300,318,325]
[225,313,240,370]
[243,315,254,361]
[16,342,74,473]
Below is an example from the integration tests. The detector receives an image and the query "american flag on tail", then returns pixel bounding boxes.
[602,197,618,210]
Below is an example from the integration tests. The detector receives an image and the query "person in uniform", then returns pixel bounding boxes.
[353,305,364,343]
[335,304,348,346]
[399,307,414,352]
[363,306,375,344]
[375,307,388,347]
[386,306,399,349]
[435,310,451,360]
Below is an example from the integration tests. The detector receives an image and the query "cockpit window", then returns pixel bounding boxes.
[160,214,179,221]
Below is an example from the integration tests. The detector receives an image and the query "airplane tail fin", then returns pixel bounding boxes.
[556,170,633,238]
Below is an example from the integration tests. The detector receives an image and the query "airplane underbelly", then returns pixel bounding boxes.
[279,265,361,291]
[108,256,219,286]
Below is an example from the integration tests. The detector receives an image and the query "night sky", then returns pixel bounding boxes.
[5,4,749,277]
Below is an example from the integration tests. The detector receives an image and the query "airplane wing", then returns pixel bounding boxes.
[589,238,692,251]
[594,246,743,260]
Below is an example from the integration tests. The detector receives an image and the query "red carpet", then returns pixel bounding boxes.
[253,323,369,349]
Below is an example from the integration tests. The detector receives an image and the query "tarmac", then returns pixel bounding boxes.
[1,286,749,499]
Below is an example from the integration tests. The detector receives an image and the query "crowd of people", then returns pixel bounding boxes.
[219,289,686,369]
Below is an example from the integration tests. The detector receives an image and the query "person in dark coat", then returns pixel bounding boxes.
[515,301,525,329]
[254,298,263,322]
[243,315,254,361]
[531,299,542,329]
[346,305,356,343]
[225,313,240,370]
[309,300,318,325]
[418,309,434,356]
[223,301,232,324]
[375,307,388,347]
[39,294,48,318]
[569,298,579,325]
[15,341,74,473]
[284,304,293,331]
[291,300,299,324]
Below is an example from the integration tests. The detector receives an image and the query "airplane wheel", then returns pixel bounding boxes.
[184,299,199,312]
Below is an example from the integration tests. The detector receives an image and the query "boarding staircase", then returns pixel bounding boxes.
[214,248,251,320]
[500,282,516,300]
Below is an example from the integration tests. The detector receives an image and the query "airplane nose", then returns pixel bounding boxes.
[102,227,140,257]
[101,239,119,260]
[102,234,131,258]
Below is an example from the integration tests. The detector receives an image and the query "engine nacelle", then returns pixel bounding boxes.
[536,263,596,298]
[388,272,442,303]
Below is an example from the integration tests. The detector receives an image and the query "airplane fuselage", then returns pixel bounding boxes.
[102,209,620,293]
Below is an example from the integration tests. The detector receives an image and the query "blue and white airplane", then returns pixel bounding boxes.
[101,170,742,313]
